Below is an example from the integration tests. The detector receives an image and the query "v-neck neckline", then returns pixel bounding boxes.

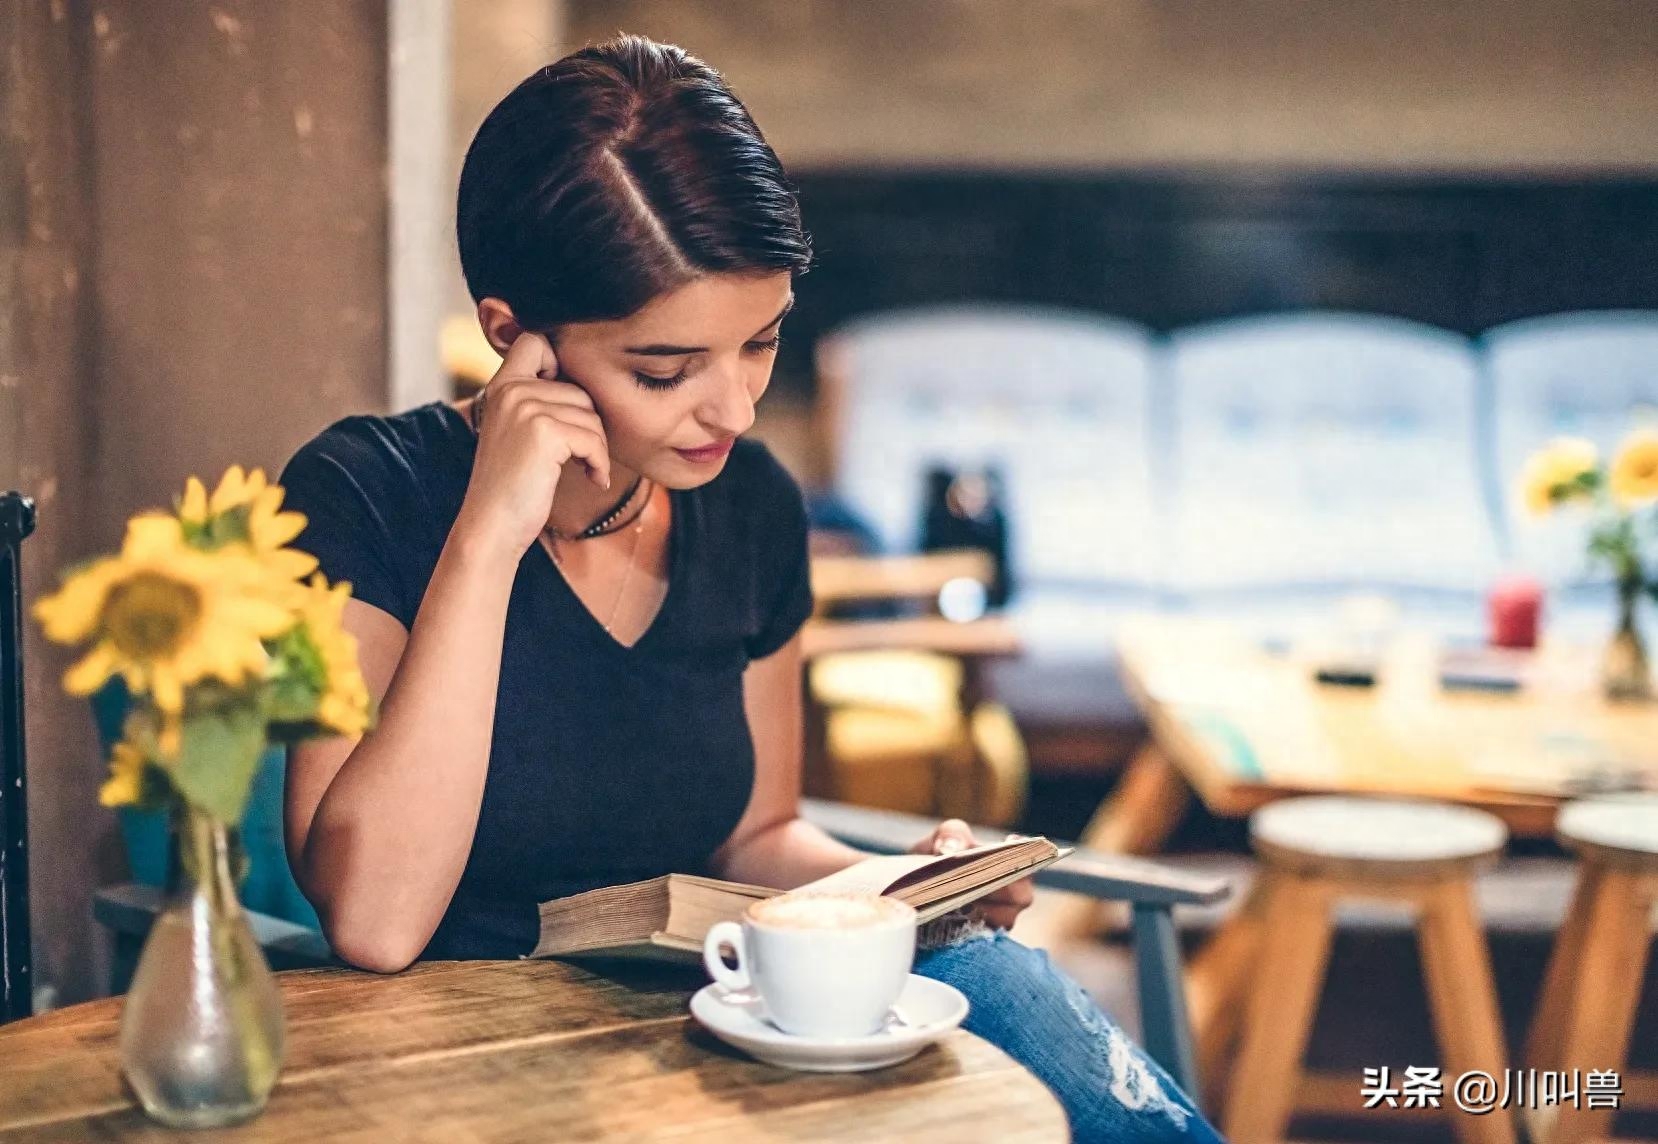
[440,402,683,654]
[531,485,683,653]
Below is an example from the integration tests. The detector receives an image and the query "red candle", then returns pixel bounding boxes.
[1489,574,1543,649]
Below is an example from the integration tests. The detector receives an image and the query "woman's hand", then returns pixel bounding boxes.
[453,331,613,561]
[909,819,1036,933]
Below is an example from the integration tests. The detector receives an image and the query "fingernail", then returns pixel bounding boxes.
[936,837,967,856]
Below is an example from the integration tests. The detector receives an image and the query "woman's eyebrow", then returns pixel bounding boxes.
[623,296,795,356]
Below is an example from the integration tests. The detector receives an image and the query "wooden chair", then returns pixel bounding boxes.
[805,549,1026,823]
[1524,792,1658,1144]
[1195,795,1516,1144]
[0,492,35,1024]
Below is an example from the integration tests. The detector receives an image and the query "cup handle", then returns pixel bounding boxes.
[702,921,750,991]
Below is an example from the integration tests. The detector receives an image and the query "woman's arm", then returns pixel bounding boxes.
[707,635,869,887]
[286,332,612,972]
[285,542,514,973]
[710,633,1036,931]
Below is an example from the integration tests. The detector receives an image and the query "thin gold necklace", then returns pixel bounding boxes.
[545,489,650,636]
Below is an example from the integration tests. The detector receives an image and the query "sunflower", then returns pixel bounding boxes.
[1519,437,1600,515]
[1609,429,1658,509]
[296,574,373,738]
[33,513,297,721]
[180,466,317,582]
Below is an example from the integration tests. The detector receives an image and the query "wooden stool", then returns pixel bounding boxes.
[1205,796,1515,1144]
[1524,793,1658,1144]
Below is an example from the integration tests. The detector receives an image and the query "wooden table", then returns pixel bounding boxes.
[0,960,1066,1142]
[1086,616,1658,855]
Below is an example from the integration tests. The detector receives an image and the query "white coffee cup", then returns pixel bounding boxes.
[701,892,918,1039]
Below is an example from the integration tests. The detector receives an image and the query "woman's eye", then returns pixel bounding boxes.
[745,334,783,354]
[633,368,688,391]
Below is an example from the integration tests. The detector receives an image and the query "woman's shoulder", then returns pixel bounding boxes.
[284,402,468,483]
[278,403,470,629]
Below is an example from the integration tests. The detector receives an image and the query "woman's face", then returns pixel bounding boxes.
[511,272,793,490]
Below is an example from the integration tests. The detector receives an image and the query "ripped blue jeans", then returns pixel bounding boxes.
[914,930,1223,1144]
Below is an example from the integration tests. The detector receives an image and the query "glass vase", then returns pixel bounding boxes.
[1602,580,1652,702]
[120,804,285,1128]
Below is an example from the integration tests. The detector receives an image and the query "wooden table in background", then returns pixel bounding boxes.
[0,960,1065,1142]
[1085,616,1658,856]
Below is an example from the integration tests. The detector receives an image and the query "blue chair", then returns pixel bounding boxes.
[89,682,331,990]
[90,681,320,929]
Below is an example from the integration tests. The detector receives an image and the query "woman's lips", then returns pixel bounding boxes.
[674,438,736,464]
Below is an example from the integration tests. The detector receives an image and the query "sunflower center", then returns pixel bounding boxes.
[102,573,204,658]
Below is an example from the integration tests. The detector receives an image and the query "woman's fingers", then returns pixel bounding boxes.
[977,903,1024,931]
[499,329,559,381]
[972,875,1035,931]
[488,374,595,416]
[532,413,612,491]
[931,819,976,856]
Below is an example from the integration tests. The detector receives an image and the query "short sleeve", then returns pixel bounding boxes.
[278,425,417,629]
[743,452,815,661]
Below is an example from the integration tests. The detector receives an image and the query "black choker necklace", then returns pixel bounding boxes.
[547,476,647,542]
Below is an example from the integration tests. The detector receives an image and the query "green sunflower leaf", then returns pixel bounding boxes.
[172,704,266,823]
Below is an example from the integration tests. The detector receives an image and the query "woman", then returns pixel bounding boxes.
[280,35,1220,1143]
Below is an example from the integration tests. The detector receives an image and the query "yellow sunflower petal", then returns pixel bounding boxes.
[150,665,185,714]
[209,466,250,516]
[1519,437,1599,516]
[263,546,319,582]
[99,741,149,808]
[258,512,309,553]
[33,559,120,643]
[1610,429,1658,508]
[180,477,209,526]
[223,593,300,638]
[123,513,188,560]
[64,643,121,696]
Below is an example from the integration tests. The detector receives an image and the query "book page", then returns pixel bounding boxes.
[800,837,1040,898]
[801,853,941,896]
[914,849,1070,922]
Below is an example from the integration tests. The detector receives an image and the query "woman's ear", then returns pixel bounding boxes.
[476,298,524,356]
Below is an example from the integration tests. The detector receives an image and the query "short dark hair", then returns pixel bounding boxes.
[457,35,812,330]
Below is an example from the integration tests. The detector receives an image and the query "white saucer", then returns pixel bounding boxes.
[689,974,969,1073]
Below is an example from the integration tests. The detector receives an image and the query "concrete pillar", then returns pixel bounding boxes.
[0,0,105,1010]
[2,0,452,1004]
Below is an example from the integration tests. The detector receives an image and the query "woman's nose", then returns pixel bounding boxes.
[700,368,757,437]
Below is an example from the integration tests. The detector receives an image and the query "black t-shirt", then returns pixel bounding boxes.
[278,402,813,959]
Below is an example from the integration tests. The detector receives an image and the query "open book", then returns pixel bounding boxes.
[529,835,1070,962]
